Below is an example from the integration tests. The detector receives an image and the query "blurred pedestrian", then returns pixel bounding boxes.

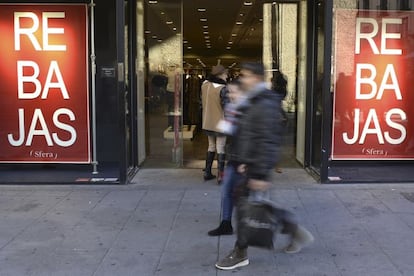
[201,64,228,183]
[215,62,314,270]
[208,78,247,236]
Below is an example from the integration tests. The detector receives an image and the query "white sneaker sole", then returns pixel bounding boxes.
[215,259,249,270]
[284,247,301,254]
[284,235,315,254]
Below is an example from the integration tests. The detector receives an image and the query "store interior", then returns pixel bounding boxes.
[142,0,303,171]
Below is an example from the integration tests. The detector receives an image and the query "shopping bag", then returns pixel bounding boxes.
[236,197,279,249]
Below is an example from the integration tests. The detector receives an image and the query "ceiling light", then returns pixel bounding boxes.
[144,30,151,34]
[160,11,165,15]
[183,40,188,44]
[228,41,233,44]
[149,0,158,4]
[197,8,206,12]
[203,25,208,29]
[204,36,210,39]
[203,31,209,34]
[236,22,243,25]
[157,39,162,42]
[240,13,244,16]
[152,35,157,39]
[200,18,207,22]
[173,27,177,31]
[187,46,192,49]
[244,1,253,6]
[226,46,231,50]
[231,33,237,37]
[166,21,173,25]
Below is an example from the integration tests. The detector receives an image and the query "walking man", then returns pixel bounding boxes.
[215,62,314,270]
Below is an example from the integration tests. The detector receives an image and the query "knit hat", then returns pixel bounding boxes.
[211,65,228,76]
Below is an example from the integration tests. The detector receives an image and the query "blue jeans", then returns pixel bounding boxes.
[221,162,244,221]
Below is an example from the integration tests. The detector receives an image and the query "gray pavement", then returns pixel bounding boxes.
[0,168,413,275]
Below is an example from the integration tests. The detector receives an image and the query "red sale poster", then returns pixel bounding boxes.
[332,9,414,160]
[0,4,90,163]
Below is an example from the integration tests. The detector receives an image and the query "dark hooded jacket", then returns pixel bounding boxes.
[228,84,284,181]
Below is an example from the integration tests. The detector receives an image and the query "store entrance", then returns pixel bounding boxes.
[142,0,308,171]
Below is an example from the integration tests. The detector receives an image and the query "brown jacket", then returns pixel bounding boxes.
[201,79,226,133]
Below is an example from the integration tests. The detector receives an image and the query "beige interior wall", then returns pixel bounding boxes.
[263,3,298,110]
[263,3,273,84]
[334,0,358,9]
[296,0,307,165]
[279,3,298,113]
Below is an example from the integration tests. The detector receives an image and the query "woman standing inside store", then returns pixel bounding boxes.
[201,64,228,183]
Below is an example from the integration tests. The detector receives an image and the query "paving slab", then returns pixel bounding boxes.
[94,249,160,276]
[371,190,414,213]
[331,248,401,276]
[275,251,339,276]
[0,248,105,276]
[155,251,217,276]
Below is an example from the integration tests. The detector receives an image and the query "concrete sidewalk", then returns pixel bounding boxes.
[0,168,413,275]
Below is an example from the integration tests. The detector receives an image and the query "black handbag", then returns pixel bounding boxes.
[236,197,279,249]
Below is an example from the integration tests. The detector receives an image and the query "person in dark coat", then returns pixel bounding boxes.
[215,62,314,271]
[271,70,288,173]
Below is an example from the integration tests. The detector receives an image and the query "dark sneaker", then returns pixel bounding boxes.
[215,247,249,270]
[208,220,233,236]
[284,225,314,254]
[203,173,216,181]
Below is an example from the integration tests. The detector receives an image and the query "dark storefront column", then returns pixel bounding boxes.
[305,0,329,179]
[320,0,333,183]
[304,0,333,182]
[94,0,137,183]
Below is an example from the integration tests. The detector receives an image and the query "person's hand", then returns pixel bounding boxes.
[247,179,270,191]
[237,164,247,173]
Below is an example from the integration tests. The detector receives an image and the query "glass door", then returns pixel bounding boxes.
[144,0,183,167]
[263,1,306,168]
[309,0,325,173]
